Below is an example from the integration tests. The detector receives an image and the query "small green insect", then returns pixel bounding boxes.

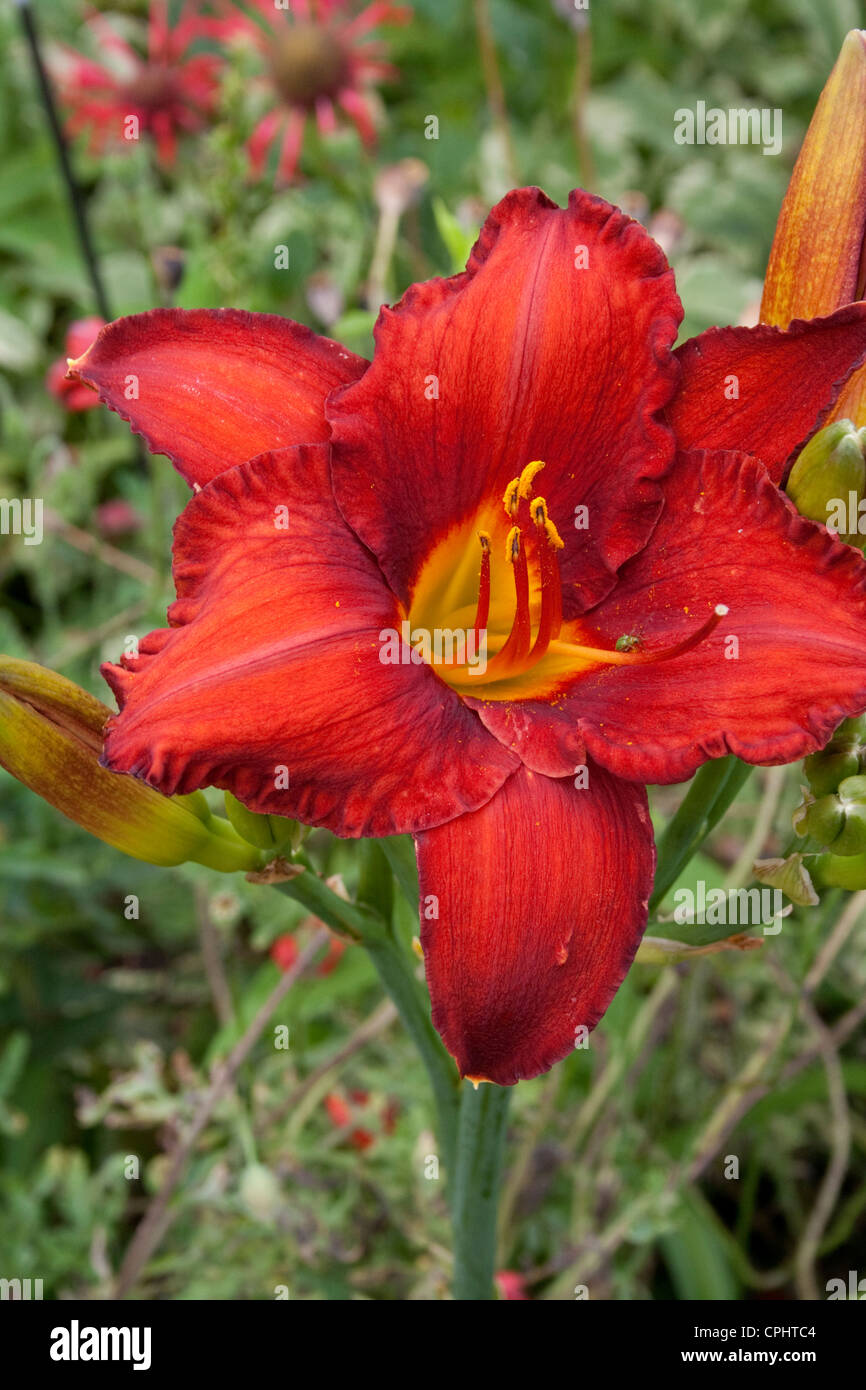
[614,633,642,653]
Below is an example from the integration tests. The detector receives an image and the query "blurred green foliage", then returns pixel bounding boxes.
[1,0,866,1299]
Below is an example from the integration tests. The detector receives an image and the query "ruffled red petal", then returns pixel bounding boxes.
[69,309,368,488]
[101,444,517,837]
[473,450,866,783]
[329,186,682,619]
[669,306,866,482]
[416,764,654,1086]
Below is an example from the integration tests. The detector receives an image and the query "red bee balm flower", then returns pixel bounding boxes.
[228,0,410,183]
[68,188,866,1086]
[55,2,223,166]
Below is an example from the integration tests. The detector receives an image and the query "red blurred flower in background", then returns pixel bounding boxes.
[224,0,410,183]
[54,2,224,166]
[46,316,105,411]
[68,187,866,1086]
[495,1270,530,1300]
[324,1087,398,1150]
[270,930,347,976]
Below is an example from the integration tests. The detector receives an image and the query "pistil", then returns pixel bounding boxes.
[472,532,491,638]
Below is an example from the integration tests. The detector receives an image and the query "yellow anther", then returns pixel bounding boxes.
[505,525,521,563]
[503,478,521,516]
[517,459,546,499]
[478,530,491,552]
[531,497,565,549]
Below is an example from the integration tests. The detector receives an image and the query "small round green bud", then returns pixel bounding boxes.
[793,793,844,845]
[804,746,860,795]
[786,420,866,545]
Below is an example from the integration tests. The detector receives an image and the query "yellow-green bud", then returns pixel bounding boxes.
[793,773,866,854]
[224,791,305,852]
[786,419,866,545]
[803,713,866,794]
[0,656,263,872]
[811,850,866,891]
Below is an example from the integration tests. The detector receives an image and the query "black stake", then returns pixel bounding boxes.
[16,0,113,321]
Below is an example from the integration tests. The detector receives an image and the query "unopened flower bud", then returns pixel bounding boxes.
[811,849,866,891]
[803,713,866,794]
[223,791,304,852]
[793,773,866,854]
[0,657,262,872]
[786,420,866,544]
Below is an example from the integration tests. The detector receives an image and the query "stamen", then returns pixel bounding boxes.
[472,532,491,637]
[517,459,546,500]
[503,477,521,518]
[527,497,564,662]
[530,496,564,550]
[551,604,729,667]
[490,525,532,668]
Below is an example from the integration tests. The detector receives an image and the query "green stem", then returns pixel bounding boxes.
[365,931,460,1171]
[650,757,753,911]
[273,865,374,941]
[273,857,460,1171]
[452,1082,511,1300]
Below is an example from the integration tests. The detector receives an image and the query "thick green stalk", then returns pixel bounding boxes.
[452,1082,511,1300]
[650,757,753,911]
[274,856,460,1171]
[365,931,460,1170]
[273,865,375,941]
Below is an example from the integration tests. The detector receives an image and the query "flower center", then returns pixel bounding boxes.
[123,64,179,114]
[269,25,350,108]
[408,460,728,700]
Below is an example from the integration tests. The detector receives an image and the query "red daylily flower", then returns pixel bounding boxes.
[46,317,106,411]
[54,3,224,166]
[223,0,410,183]
[68,187,866,1086]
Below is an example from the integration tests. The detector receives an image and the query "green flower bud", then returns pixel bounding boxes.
[835,715,866,743]
[804,746,861,795]
[786,419,866,545]
[793,790,843,844]
[793,774,866,854]
[803,713,866,794]
[223,791,304,852]
[0,656,263,872]
[811,850,866,891]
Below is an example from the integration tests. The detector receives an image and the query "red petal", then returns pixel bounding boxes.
[101,444,517,837]
[416,764,654,1085]
[476,450,866,784]
[670,306,866,482]
[69,308,368,488]
[329,186,682,618]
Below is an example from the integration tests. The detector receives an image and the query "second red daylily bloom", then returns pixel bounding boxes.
[68,187,866,1085]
